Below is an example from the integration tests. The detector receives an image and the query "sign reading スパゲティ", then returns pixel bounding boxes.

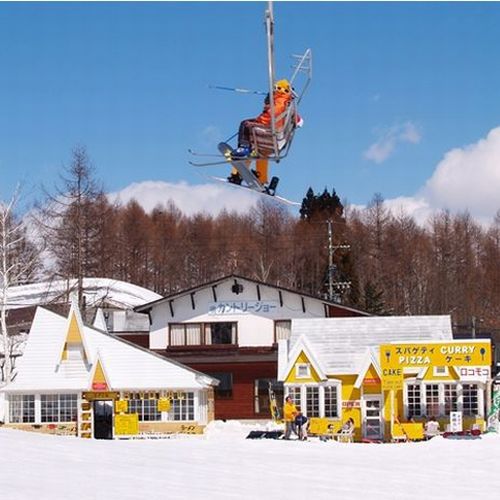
[380,341,491,391]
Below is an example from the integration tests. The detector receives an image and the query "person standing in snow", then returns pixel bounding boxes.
[283,395,298,439]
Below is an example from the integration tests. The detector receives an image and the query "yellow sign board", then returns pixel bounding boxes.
[115,414,139,436]
[381,370,403,391]
[157,398,171,412]
[115,399,128,413]
[380,341,491,391]
[308,418,339,436]
[82,391,119,401]
[381,341,491,369]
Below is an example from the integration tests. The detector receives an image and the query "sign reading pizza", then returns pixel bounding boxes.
[380,341,491,391]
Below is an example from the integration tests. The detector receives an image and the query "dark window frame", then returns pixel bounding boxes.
[168,322,238,347]
[208,372,234,399]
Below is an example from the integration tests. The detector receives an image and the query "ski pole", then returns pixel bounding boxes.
[209,85,267,96]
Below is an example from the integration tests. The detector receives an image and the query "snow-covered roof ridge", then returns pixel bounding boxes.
[6,278,162,310]
[2,306,217,392]
[290,315,453,375]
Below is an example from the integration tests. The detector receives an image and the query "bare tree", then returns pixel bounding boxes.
[35,146,104,311]
[0,187,39,384]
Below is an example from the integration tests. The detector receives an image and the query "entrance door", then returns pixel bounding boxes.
[362,395,384,441]
[93,400,113,439]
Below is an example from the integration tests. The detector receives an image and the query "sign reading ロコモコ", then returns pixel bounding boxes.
[380,341,491,391]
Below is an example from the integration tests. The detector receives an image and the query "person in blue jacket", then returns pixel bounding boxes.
[294,411,309,441]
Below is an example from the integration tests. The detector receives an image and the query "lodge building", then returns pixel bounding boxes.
[134,274,368,420]
[1,302,217,438]
[279,316,492,441]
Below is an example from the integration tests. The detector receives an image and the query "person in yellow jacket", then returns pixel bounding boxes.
[283,395,298,440]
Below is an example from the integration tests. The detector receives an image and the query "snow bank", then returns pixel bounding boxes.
[1,425,499,499]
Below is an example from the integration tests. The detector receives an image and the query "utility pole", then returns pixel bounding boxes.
[326,220,351,303]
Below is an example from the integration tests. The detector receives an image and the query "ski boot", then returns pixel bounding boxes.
[231,145,251,159]
[227,172,243,185]
[266,176,279,195]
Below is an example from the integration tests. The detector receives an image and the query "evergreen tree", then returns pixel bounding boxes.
[300,187,344,221]
[363,281,388,315]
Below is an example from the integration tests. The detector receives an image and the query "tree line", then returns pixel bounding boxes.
[5,147,500,339]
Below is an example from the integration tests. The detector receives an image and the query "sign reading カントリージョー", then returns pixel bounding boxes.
[380,341,491,391]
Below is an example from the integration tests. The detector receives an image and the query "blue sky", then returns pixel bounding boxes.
[1,2,500,221]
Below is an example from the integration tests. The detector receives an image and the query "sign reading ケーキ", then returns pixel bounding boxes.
[380,341,491,391]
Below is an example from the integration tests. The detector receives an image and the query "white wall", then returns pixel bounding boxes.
[149,278,327,350]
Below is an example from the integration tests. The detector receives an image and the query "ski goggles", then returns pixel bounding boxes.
[274,84,290,93]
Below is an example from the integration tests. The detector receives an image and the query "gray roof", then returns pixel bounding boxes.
[290,315,453,375]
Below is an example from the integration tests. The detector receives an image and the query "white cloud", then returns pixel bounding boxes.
[421,127,500,219]
[362,127,500,225]
[108,180,260,216]
[364,122,422,164]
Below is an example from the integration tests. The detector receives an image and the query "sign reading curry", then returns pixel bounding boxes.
[380,341,491,390]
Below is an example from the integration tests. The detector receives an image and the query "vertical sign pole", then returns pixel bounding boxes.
[390,389,395,438]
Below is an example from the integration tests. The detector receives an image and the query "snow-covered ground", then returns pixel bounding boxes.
[7,278,161,309]
[1,421,499,500]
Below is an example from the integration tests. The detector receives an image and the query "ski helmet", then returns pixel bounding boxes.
[274,79,291,94]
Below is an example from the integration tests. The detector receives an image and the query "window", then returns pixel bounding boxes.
[41,394,78,423]
[170,393,195,421]
[286,386,301,407]
[209,372,233,398]
[275,320,291,342]
[324,386,339,418]
[295,364,310,379]
[169,323,237,347]
[407,384,422,418]
[433,366,449,377]
[9,395,35,423]
[406,382,483,418]
[425,384,440,417]
[305,387,320,417]
[462,384,479,416]
[208,323,234,345]
[128,396,162,421]
[444,384,458,415]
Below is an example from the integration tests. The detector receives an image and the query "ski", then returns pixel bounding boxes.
[207,175,300,206]
[188,159,230,167]
[188,149,225,158]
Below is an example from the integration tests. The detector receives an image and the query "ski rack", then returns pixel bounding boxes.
[290,48,313,106]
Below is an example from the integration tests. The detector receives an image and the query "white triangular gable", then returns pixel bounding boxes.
[283,334,327,381]
[56,298,91,366]
[354,349,382,389]
[93,308,108,331]
[88,351,112,391]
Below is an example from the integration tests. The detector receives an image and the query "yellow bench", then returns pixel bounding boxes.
[392,422,424,441]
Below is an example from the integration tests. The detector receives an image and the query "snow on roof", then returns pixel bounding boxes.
[135,274,369,315]
[290,315,453,375]
[6,278,162,310]
[3,307,215,392]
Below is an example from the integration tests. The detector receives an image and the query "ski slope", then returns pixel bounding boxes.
[0,421,499,499]
[6,278,161,310]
